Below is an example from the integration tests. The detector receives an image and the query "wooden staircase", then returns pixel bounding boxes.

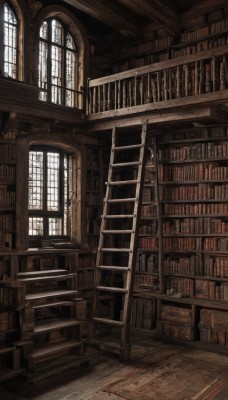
[90,123,148,361]
[17,266,88,381]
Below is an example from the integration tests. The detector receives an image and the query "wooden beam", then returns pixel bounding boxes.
[87,89,228,122]
[86,107,228,132]
[63,0,141,38]
[126,0,180,35]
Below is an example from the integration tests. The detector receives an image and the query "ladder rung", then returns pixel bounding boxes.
[93,317,124,327]
[96,286,128,293]
[108,198,136,203]
[102,230,133,234]
[105,214,134,219]
[111,161,140,167]
[97,266,130,272]
[100,248,131,252]
[109,180,139,186]
[114,144,142,151]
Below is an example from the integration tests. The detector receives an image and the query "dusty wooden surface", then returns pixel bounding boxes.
[1,335,228,400]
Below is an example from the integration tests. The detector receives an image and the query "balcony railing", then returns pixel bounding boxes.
[88,45,228,116]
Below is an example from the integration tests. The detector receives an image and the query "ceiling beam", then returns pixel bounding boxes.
[63,0,141,38]
[127,0,180,35]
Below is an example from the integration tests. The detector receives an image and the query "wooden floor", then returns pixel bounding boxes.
[1,335,228,400]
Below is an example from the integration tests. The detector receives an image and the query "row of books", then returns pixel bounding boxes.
[163,202,228,216]
[0,311,17,332]
[159,127,228,143]
[135,253,159,274]
[162,237,228,252]
[195,279,228,301]
[139,237,159,249]
[204,237,228,251]
[163,255,199,276]
[0,165,15,182]
[204,256,228,278]
[0,187,15,207]
[0,143,16,161]
[139,223,157,235]
[166,277,193,296]
[0,213,13,231]
[134,273,160,292]
[158,142,228,161]
[0,286,24,306]
[163,218,228,235]
[142,187,154,202]
[163,184,228,201]
[141,204,157,217]
[159,164,228,182]
[173,37,228,58]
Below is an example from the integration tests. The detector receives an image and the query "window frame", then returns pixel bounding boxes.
[28,145,70,242]
[38,17,78,107]
[0,1,18,79]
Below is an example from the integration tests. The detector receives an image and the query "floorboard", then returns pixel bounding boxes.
[1,336,228,400]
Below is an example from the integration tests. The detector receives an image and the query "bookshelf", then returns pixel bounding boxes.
[0,136,16,251]
[133,126,228,350]
[132,139,161,333]
[106,17,228,75]
[85,145,103,249]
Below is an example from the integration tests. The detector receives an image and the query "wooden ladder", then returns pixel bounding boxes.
[89,122,148,361]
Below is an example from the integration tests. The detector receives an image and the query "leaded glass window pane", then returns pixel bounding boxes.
[40,21,48,39]
[4,3,17,78]
[51,45,63,104]
[28,151,43,210]
[38,41,48,101]
[49,218,62,236]
[66,33,75,50]
[29,217,43,236]
[38,18,77,107]
[51,19,63,45]
[47,152,59,211]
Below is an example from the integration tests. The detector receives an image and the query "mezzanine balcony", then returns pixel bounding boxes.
[87,45,228,127]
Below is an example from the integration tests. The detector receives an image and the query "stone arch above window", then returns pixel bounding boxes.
[34,5,89,110]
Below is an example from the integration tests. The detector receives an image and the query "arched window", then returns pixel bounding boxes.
[28,146,72,242]
[3,2,18,78]
[38,18,78,107]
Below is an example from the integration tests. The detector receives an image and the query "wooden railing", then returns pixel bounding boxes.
[88,45,228,115]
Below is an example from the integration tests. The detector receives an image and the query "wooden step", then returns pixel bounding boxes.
[32,300,73,309]
[17,269,67,278]
[21,354,89,383]
[97,265,129,272]
[27,340,82,364]
[25,290,78,302]
[93,317,124,327]
[96,286,128,293]
[33,318,80,334]
[18,273,76,283]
